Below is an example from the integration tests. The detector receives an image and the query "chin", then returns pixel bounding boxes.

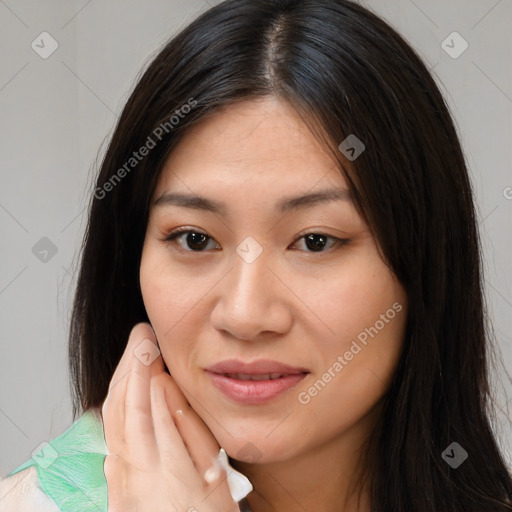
[218,431,299,465]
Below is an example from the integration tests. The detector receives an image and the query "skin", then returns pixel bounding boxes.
[101,323,239,512]
[104,96,408,512]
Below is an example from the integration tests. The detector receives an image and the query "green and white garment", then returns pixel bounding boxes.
[0,409,253,511]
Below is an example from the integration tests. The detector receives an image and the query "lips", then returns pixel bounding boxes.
[223,372,286,380]
[205,358,309,376]
[205,359,309,404]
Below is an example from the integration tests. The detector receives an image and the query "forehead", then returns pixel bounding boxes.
[154,96,349,200]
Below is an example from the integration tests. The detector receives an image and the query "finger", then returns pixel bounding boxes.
[151,375,236,509]
[124,324,165,452]
[108,322,155,393]
[150,374,197,475]
[102,368,128,455]
[101,322,158,454]
[175,409,223,485]
[159,374,222,484]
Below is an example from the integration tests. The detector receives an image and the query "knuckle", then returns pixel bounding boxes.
[103,454,114,480]
[103,453,121,481]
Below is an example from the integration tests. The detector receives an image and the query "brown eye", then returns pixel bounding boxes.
[164,229,220,251]
[164,228,351,254]
[291,233,351,253]
[304,233,329,252]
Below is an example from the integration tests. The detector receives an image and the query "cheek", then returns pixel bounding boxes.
[320,262,407,390]
[140,240,202,329]
[292,258,407,430]
[139,245,200,367]
[298,251,405,351]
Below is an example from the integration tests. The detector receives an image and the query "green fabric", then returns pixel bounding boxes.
[7,409,108,512]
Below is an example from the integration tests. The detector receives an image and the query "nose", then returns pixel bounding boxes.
[210,247,293,341]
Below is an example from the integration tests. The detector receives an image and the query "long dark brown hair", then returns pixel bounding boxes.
[68,0,512,509]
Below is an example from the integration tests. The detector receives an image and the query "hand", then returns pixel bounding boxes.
[101,322,240,512]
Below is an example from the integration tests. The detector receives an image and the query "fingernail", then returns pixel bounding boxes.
[204,465,222,483]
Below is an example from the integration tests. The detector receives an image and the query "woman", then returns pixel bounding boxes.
[1,0,511,510]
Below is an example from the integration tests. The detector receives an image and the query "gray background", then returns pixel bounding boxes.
[1,0,511,476]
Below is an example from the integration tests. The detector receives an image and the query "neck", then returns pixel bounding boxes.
[230,410,377,512]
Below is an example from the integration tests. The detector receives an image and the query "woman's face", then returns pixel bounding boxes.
[140,96,408,464]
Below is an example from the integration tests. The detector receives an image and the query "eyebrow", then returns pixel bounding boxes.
[153,188,352,215]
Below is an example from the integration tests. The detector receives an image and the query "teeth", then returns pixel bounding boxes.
[225,373,285,380]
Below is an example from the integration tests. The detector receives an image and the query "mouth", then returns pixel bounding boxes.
[204,359,310,404]
[220,372,294,380]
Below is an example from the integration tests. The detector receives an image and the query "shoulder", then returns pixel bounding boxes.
[0,408,107,512]
[0,466,60,511]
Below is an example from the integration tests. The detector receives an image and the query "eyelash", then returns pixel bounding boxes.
[162,227,352,254]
